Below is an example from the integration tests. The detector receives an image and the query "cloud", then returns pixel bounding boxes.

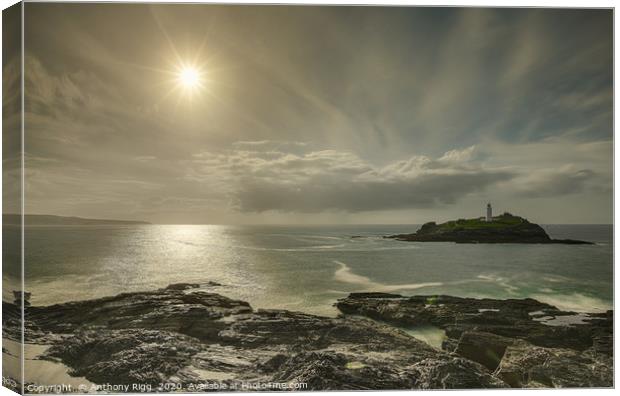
[438,145,476,164]
[134,156,157,162]
[232,140,307,149]
[514,166,597,198]
[187,144,514,213]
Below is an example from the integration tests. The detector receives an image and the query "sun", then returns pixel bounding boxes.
[159,59,209,103]
[178,67,201,88]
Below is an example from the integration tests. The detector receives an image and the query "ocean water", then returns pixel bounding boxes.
[5,224,613,317]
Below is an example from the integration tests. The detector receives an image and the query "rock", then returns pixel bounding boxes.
[6,285,610,389]
[495,340,550,387]
[13,290,32,306]
[336,293,610,351]
[270,352,412,390]
[336,292,613,388]
[43,329,203,386]
[453,331,514,371]
[25,286,253,342]
[495,340,612,388]
[386,214,592,244]
[410,357,508,389]
[441,337,459,352]
[165,283,201,290]
[166,282,223,290]
[7,285,510,390]
[270,351,507,390]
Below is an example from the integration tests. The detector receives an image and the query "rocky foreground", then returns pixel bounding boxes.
[2,284,612,390]
[337,293,613,387]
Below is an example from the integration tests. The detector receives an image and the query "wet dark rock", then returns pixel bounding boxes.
[453,331,513,371]
[25,286,252,342]
[165,283,202,290]
[43,329,203,386]
[495,340,613,388]
[2,300,22,340]
[4,285,509,390]
[270,352,401,390]
[4,285,611,390]
[165,282,223,290]
[13,290,32,306]
[409,357,508,389]
[336,293,610,350]
[441,337,459,353]
[336,293,612,388]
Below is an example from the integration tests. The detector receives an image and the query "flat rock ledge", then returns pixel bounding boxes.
[336,293,613,388]
[2,284,611,390]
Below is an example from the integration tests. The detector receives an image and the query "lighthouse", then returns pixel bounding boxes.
[486,202,493,222]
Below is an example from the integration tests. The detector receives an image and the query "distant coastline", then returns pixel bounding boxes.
[2,214,150,226]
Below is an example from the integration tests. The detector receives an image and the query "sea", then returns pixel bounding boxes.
[4,224,613,317]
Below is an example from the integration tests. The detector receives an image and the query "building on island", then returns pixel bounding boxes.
[486,202,492,222]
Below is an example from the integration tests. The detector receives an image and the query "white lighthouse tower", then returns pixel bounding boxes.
[486,202,493,222]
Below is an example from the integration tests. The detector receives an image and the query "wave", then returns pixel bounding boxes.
[265,234,345,241]
[333,261,442,292]
[476,274,610,312]
[223,243,421,253]
[172,234,421,253]
[531,292,612,313]
[235,244,348,252]
[476,274,519,294]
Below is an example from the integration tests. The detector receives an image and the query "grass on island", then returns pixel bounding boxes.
[437,213,526,230]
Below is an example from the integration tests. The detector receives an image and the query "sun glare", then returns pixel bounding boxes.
[160,57,210,103]
[179,67,200,88]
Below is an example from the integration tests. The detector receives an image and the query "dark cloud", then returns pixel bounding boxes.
[186,146,515,213]
[235,171,513,213]
[515,168,597,198]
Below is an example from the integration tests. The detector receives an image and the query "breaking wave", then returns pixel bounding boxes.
[531,292,612,313]
[333,261,443,292]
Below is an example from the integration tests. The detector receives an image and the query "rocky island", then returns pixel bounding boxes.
[2,283,612,390]
[386,213,592,244]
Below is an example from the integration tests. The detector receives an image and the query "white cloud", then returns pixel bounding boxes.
[438,145,476,164]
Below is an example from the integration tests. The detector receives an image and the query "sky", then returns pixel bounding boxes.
[4,4,613,224]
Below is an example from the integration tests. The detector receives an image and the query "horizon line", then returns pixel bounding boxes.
[3,213,613,227]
